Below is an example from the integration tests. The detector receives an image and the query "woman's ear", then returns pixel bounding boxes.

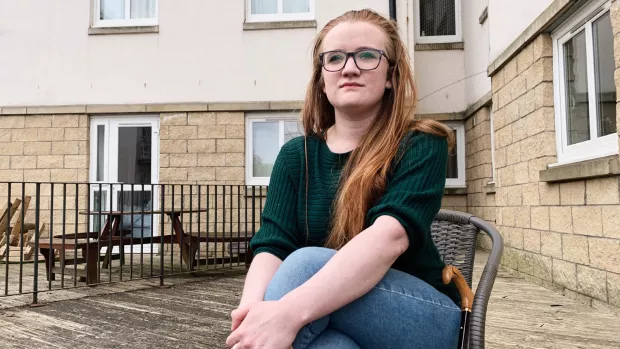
[386,67,394,89]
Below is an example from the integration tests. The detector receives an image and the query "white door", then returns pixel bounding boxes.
[89,116,160,253]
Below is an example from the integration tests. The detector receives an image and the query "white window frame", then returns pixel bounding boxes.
[93,0,158,28]
[245,112,302,186]
[444,121,466,188]
[551,0,618,166]
[415,0,462,44]
[88,115,161,253]
[245,0,315,23]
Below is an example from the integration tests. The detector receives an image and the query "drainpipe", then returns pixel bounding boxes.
[389,0,397,20]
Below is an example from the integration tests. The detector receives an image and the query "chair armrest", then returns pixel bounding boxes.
[443,265,474,311]
[468,216,504,349]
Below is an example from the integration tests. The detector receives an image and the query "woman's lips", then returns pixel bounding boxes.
[340,82,363,88]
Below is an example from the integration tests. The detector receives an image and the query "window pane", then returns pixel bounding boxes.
[283,0,309,13]
[96,125,105,181]
[563,30,590,145]
[130,0,156,19]
[118,127,152,184]
[117,190,153,238]
[446,130,458,178]
[100,0,125,20]
[284,121,302,143]
[593,12,617,137]
[253,122,279,177]
[92,188,109,231]
[251,0,278,14]
[419,0,456,37]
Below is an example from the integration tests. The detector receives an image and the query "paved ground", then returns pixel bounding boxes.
[0,251,618,348]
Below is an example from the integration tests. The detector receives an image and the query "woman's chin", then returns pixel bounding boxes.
[331,97,375,113]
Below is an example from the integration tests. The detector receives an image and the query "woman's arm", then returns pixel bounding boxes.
[231,252,283,331]
[279,215,408,325]
[280,133,448,327]
[238,252,283,307]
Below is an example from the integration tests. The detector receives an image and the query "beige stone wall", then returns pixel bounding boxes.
[0,114,90,239]
[441,194,467,212]
[491,32,620,311]
[463,107,497,249]
[159,111,245,185]
[464,107,495,221]
[157,111,264,258]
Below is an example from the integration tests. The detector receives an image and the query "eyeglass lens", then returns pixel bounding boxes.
[322,50,382,71]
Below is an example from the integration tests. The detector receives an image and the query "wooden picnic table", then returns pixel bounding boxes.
[78,209,209,269]
[39,208,254,285]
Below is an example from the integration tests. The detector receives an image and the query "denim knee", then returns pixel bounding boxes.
[284,246,336,270]
[264,247,336,301]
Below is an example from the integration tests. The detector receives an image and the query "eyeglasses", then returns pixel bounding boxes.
[319,49,389,72]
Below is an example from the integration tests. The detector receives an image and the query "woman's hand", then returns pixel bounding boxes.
[226,301,302,349]
[230,302,257,332]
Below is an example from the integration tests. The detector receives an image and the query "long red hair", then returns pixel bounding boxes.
[300,9,455,249]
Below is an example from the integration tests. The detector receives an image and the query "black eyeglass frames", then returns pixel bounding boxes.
[319,49,389,72]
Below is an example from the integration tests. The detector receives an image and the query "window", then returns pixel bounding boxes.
[246,0,314,22]
[89,116,160,252]
[94,0,157,27]
[445,122,466,188]
[552,0,617,165]
[415,0,462,44]
[246,113,303,186]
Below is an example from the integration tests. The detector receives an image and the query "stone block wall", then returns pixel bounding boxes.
[0,114,90,238]
[441,194,467,212]
[490,32,620,311]
[465,108,495,219]
[158,111,264,258]
[159,111,245,185]
[464,107,496,249]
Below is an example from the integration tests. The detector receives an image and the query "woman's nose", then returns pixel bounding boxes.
[341,56,360,76]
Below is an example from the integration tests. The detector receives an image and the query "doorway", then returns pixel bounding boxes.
[89,115,160,253]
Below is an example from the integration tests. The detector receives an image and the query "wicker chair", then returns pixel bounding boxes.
[431,209,504,349]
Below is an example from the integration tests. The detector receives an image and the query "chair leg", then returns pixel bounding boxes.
[245,247,254,268]
[40,248,56,281]
[83,245,99,285]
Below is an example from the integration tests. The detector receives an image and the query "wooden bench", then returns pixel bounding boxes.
[183,232,254,268]
[39,234,176,285]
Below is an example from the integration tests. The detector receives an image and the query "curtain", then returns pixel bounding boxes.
[100,0,155,20]
[252,0,278,15]
[101,0,125,20]
[283,0,309,14]
[419,0,456,37]
[131,0,156,19]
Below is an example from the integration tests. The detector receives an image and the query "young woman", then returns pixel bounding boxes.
[226,8,461,349]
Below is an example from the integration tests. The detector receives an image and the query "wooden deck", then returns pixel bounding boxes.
[0,250,618,348]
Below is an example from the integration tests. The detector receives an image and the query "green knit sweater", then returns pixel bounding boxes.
[249,131,460,305]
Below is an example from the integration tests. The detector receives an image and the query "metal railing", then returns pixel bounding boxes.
[0,182,267,304]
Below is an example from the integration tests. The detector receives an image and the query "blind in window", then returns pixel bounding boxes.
[419,0,456,37]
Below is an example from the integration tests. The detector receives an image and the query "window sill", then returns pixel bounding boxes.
[243,20,317,31]
[88,25,159,35]
[444,187,467,195]
[415,42,464,51]
[539,155,620,183]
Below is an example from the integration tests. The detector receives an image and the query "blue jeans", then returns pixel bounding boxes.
[264,247,461,349]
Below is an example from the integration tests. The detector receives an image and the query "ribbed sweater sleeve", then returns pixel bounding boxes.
[249,144,302,261]
[366,132,448,249]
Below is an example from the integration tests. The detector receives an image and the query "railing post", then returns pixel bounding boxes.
[32,183,40,305]
[159,184,165,286]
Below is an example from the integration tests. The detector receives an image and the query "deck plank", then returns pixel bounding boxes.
[0,251,618,348]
